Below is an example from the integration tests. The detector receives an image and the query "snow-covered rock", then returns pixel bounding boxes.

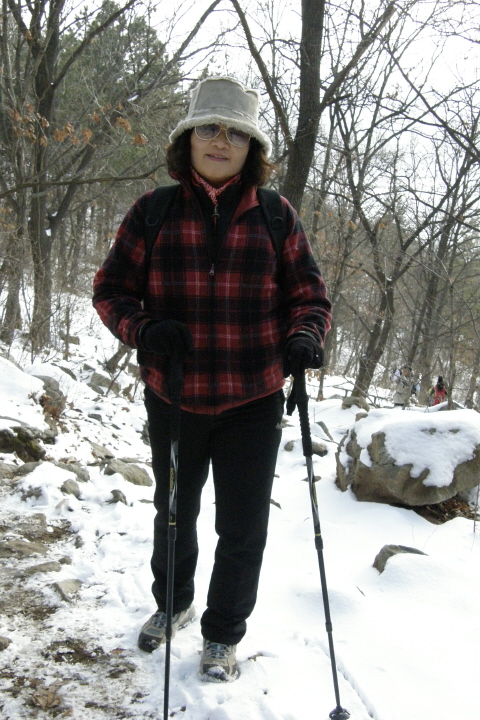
[336,407,480,505]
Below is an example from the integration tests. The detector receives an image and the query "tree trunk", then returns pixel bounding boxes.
[0,225,25,345]
[352,283,395,397]
[464,345,480,408]
[280,0,325,211]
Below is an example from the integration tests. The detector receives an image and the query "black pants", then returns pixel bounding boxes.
[144,387,284,645]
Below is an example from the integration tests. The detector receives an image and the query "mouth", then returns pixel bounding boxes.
[206,153,229,161]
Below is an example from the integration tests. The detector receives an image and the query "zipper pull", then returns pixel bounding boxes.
[209,263,215,276]
[213,205,219,226]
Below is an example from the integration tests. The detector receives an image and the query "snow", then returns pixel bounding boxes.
[1,341,479,720]
[0,356,47,430]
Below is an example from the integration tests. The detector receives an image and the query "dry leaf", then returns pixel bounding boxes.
[133,133,147,146]
[54,129,68,142]
[82,128,93,142]
[115,117,131,132]
[32,681,65,709]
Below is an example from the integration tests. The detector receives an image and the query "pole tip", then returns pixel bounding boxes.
[329,709,350,720]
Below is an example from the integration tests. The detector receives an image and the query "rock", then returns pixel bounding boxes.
[355,412,369,422]
[61,478,80,498]
[59,556,72,565]
[13,461,43,476]
[54,364,77,379]
[0,461,16,479]
[312,441,328,457]
[0,539,48,557]
[11,513,48,540]
[108,489,128,505]
[33,375,66,419]
[21,486,42,501]
[284,440,327,456]
[88,413,102,422]
[54,461,90,483]
[89,441,114,461]
[315,420,334,442]
[0,636,12,651]
[342,396,370,412]
[336,427,480,506]
[373,544,428,573]
[88,372,121,396]
[0,426,46,462]
[52,579,82,601]
[104,459,152,487]
[24,561,62,575]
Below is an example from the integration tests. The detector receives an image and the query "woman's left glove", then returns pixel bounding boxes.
[283,333,323,377]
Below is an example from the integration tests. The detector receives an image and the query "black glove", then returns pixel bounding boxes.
[138,320,194,357]
[283,334,323,377]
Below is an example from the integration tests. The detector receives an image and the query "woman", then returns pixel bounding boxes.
[429,376,447,405]
[93,76,331,682]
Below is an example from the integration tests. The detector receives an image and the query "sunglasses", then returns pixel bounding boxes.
[194,124,251,147]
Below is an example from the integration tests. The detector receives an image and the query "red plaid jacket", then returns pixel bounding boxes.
[93,178,331,413]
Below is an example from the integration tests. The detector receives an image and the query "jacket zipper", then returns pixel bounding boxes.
[210,205,220,276]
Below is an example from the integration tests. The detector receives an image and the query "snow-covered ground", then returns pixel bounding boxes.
[0,319,479,720]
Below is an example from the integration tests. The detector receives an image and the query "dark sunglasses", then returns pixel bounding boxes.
[194,124,251,147]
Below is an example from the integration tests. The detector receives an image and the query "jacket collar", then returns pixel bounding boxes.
[171,170,259,222]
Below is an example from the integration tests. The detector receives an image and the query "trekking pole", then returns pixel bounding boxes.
[287,373,350,720]
[163,349,184,720]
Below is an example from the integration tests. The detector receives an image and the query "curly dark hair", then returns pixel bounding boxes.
[165,130,276,187]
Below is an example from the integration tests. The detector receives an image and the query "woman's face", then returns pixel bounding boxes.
[190,127,250,187]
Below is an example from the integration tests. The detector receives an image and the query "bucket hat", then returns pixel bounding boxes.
[169,76,272,157]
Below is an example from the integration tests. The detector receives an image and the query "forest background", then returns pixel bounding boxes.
[2,0,480,408]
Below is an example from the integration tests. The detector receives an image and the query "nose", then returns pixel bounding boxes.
[212,128,230,148]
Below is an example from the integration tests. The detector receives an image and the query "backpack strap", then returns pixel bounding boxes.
[257,187,287,268]
[143,185,179,268]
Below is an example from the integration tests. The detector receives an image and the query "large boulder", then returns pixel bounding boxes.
[104,459,152,487]
[336,408,480,506]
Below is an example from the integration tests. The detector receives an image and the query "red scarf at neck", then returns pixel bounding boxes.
[191,167,241,205]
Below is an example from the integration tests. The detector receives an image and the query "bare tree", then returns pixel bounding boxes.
[0,0,222,350]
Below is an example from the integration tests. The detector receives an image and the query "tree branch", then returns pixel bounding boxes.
[229,0,294,151]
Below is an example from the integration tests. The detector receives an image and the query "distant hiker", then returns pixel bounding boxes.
[429,376,448,406]
[392,364,417,407]
[93,76,331,681]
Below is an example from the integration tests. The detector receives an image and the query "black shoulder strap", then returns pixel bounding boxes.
[144,184,179,266]
[257,187,287,266]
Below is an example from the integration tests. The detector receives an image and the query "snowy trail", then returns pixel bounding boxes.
[1,348,480,720]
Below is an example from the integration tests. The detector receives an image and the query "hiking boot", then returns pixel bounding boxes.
[138,605,195,653]
[200,639,238,682]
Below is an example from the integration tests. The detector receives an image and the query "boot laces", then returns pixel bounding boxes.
[152,609,184,629]
[206,641,229,660]
[152,611,168,629]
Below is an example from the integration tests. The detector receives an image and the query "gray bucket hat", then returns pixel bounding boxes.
[169,76,272,157]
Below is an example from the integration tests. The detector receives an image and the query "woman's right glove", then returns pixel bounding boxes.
[283,333,323,377]
[137,320,194,357]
